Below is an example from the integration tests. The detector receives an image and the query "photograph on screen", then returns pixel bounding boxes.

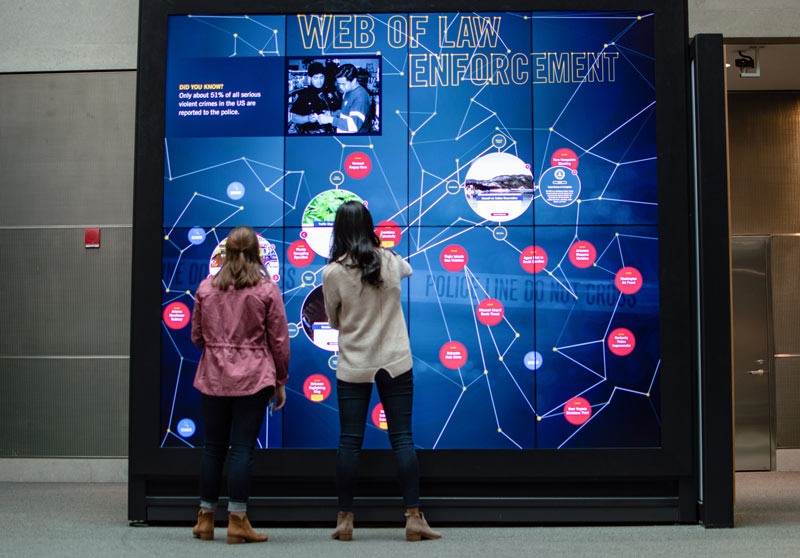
[286,56,381,135]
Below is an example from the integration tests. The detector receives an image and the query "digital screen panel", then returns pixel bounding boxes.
[160,11,660,450]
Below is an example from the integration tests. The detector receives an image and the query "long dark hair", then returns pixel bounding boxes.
[212,226,266,290]
[329,200,382,288]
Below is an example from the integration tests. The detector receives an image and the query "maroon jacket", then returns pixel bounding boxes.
[191,276,290,396]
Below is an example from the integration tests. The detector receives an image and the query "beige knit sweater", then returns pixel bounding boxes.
[322,249,413,382]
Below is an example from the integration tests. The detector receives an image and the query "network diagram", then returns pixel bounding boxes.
[159,11,662,450]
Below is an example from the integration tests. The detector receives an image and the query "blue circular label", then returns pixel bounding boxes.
[187,227,206,245]
[227,181,245,200]
[329,354,338,370]
[539,166,581,208]
[524,351,543,371]
[177,418,196,438]
[287,323,299,337]
[492,226,508,241]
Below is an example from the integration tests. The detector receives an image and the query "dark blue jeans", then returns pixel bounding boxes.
[336,369,420,511]
[200,387,272,507]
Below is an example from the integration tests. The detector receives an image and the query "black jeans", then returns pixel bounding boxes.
[336,369,420,511]
[200,387,272,507]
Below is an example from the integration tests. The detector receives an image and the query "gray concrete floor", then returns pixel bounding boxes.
[2,472,799,558]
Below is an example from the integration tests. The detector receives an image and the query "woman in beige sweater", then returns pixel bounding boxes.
[322,201,441,542]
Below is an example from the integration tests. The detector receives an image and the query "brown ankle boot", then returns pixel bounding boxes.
[405,511,442,541]
[331,511,354,541]
[192,510,214,541]
[226,513,268,544]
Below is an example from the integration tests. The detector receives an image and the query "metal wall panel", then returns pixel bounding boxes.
[771,235,800,355]
[0,228,131,356]
[0,71,135,226]
[775,357,800,449]
[728,92,800,235]
[0,358,128,456]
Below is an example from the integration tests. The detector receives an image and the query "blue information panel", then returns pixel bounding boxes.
[159,12,660,450]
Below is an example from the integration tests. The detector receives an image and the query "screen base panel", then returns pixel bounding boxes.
[133,477,696,524]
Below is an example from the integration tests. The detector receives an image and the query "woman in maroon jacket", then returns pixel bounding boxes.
[189,226,290,544]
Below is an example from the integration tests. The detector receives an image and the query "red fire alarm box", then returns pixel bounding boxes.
[85,228,101,249]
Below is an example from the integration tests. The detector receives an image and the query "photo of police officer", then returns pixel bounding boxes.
[286,57,380,136]
[287,61,341,134]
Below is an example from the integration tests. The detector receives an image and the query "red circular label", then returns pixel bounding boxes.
[163,302,191,329]
[371,403,388,430]
[288,239,314,267]
[569,240,596,268]
[439,341,468,369]
[564,397,592,425]
[551,148,579,170]
[476,299,504,326]
[303,374,331,402]
[608,328,636,356]
[375,220,402,248]
[344,152,372,179]
[520,246,547,273]
[440,245,468,272]
[615,266,643,294]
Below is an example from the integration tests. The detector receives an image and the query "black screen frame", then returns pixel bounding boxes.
[130,0,695,523]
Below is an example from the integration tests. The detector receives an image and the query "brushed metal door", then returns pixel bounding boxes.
[732,236,774,471]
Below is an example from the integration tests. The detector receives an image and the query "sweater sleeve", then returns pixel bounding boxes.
[264,281,291,385]
[322,266,341,330]
[397,253,413,279]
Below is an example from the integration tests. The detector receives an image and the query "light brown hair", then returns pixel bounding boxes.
[212,226,266,290]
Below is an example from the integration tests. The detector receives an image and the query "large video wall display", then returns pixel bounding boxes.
[160,11,661,451]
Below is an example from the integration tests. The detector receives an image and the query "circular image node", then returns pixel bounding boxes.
[476,299,504,326]
[344,152,372,179]
[540,166,581,208]
[523,351,543,370]
[187,227,206,245]
[615,266,643,294]
[439,341,468,369]
[328,354,338,370]
[372,403,388,430]
[568,240,596,269]
[288,323,299,338]
[445,180,461,195]
[440,244,468,272]
[226,181,245,200]
[208,233,280,279]
[301,286,339,352]
[564,397,592,425]
[302,189,364,258]
[163,302,191,330]
[176,418,196,438]
[608,328,636,356]
[520,246,548,273]
[375,220,402,248]
[303,374,332,402]
[463,152,533,222]
[550,148,579,170]
[288,239,314,267]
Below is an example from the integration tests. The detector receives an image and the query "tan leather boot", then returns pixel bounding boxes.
[405,511,442,541]
[192,509,214,541]
[331,511,354,541]
[226,513,268,544]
